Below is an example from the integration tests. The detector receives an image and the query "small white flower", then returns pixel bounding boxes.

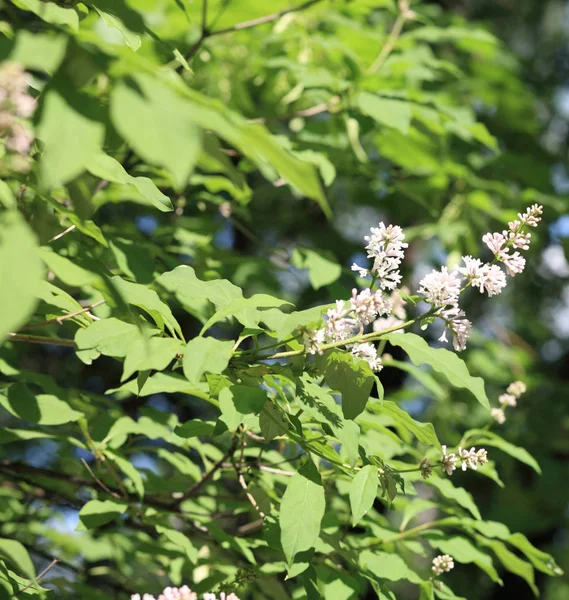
[364,222,408,290]
[518,204,543,227]
[351,263,369,278]
[440,306,472,352]
[476,448,488,466]
[350,342,383,371]
[507,381,527,398]
[432,554,454,575]
[498,393,517,407]
[441,445,458,476]
[502,251,526,276]
[458,446,478,471]
[482,231,507,256]
[491,407,506,424]
[350,288,390,326]
[418,266,461,308]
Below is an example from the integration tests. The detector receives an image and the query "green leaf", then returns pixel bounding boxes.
[155,526,198,564]
[359,550,421,583]
[291,248,342,290]
[111,276,183,339]
[357,92,412,135]
[280,460,326,564]
[75,318,143,364]
[0,539,34,580]
[105,450,144,499]
[111,75,202,190]
[507,533,564,576]
[0,211,44,341]
[371,401,440,449]
[384,333,490,409]
[37,85,104,188]
[349,465,378,526]
[426,476,481,520]
[175,419,215,438]
[12,0,79,30]
[317,350,375,420]
[200,293,291,334]
[78,499,128,529]
[122,336,183,381]
[478,538,537,596]
[95,8,141,51]
[0,383,83,425]
[87,151,173,212]
[464,429,541,474]
[219,385,267,431]
[183,337,234,384]
[10,31,67,73]
[259,401,288,441]
[39,248,98,287]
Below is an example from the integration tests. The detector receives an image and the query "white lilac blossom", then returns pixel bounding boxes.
[441,445,458,476]
[491,407,506,424]
[350,342,383,371]
[499,393,517,407]
[458,256,507,297]
[482,205,543,276]
[373,287,408,334]
[416,204,543,352]
[442,445,487,476]
[0,62,35,172]
[507,380,527,397]
[418,267,461,308]
[131,587,240,600]
[492,381,525,425]
[350,288,391,326]
[432,554,455,576]
[351,222,408,290]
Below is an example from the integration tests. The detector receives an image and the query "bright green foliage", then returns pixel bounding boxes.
[0,1,565,599]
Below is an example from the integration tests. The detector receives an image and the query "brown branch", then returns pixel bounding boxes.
[210,0,323,37]
[20,300,105,331]
[185,0,324,60]
[14,559,58,596]
[176,436,239,502]
[81,458,122,500]
[7,333,76,347]
[48,224,76,244]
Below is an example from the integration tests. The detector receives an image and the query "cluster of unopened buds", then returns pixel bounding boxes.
[491,380,526,424]
[441,445,488,477]
[0,61,35,173]
[131,586,239,600]
[432,554,454,576]
[304,204,543,369]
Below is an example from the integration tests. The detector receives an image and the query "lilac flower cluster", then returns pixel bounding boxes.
[131,587,239,600]
[0,62,35,172]
[306,204,542,367]
[441,445,488,476]
[418,204,543,351]
[491,380,527,424]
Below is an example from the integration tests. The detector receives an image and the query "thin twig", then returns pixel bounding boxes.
[177,436,239,502]
[15,559,58,596]
[48,224,76,244]
[21,300,105,330]
[185,0,324,60]
[368,1,415,74]
[7,333,76,347]
[81,458,122,500]
[231,435,265,518]
[210,0,323,37]
[258,464,295,476]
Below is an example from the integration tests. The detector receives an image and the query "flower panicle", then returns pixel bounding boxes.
[131,587,240,600]
[441,445,488,476]
[492,380,527,424]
